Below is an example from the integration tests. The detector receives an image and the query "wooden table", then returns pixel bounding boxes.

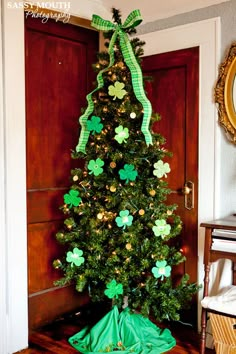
[200,215,236,354]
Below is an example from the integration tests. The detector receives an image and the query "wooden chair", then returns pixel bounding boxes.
[200,216,236,354]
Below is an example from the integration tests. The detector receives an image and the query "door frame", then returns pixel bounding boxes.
[138,17,221,329]
[1,6,220,351]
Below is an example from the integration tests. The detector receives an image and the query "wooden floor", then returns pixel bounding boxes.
[16,306,216,354]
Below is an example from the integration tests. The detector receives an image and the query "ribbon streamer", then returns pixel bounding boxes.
[76,9,153,153]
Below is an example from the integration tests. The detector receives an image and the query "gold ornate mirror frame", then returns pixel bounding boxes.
[215,42,236,143]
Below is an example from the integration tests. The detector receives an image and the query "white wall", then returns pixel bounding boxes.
[0,2,8,354]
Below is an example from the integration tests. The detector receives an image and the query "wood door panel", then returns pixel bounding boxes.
[25,16,98,330]
[26,30,86,190]
[142,47,199,322]
[27,190,66,223]
[28,286,90,330]
[28,221,65,294]
[148,66,186,189]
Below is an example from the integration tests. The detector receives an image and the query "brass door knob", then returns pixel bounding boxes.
[182,185,192,195]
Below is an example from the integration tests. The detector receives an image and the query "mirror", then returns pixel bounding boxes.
[215,42,236,143]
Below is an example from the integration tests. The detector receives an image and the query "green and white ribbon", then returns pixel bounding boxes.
[76,9,153,153]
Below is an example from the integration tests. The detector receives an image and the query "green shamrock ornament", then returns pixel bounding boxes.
[152,219,171,238]
[119,164,138,183]
[108,81,127,100]
[114,125,129,144]
[152,260,171,280]
[153,160,171,178]
[66,248,85,267]
[104,279,123,299]
[88,158,104,176]
[87,115,103,135]
[64,189,82,208]
[115,210,133,229]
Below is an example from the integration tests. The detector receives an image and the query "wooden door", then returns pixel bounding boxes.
[142,47,199,323]
[25,16,98,330]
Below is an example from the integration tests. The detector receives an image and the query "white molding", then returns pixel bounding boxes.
[2,5,28,353]
[138,17,221,329]
[0,1,8,353]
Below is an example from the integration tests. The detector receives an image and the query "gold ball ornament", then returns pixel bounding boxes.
[110,185,116,192]
[103,107,108,113]
[97,213,104,220]
[167,210,173,216]
[53,259,62,269]
[73,175,79,182]
[126,243,132,250]
[63,205,69,212]
[110,161,116,168]
[149,189,156,197]
[139,209,145,216]
[56,232,64,241]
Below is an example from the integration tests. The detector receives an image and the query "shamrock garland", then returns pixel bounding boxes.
[115,210,133,229]
[119,164,138,183]
[153,160,171,178]
[88,158,104,176]
[108,81,127,100]
[66,248,85,267]
[104,279,123,299]
[114,125,129,144]
[87,115,103,134]
[152,219,171,238]
[152,260,171,280]
[64,190,82,208]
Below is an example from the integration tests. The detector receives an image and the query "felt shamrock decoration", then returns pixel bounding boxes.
[87,115,103,134]
[152,260,171,280]
[119,164,138,183]
[66,247,85,267]
[152,219,171,238]
[104,279,123,299]
[114,125,129,144]
[108,81,127,100]
[115,209,133,229]
[88,158,104,176]
[64,189,82,208]
[153,160,171,178]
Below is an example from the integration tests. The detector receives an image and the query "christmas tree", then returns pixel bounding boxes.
[53,8,198,328]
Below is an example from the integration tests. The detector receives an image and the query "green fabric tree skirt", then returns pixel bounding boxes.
[69,306,176,353]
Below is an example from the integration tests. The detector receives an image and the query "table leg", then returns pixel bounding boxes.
[200,263,211,354]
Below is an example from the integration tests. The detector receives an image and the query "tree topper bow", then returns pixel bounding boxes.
[76,9,153,153]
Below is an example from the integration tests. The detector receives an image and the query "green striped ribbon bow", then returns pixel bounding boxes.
[76,9,153,153]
